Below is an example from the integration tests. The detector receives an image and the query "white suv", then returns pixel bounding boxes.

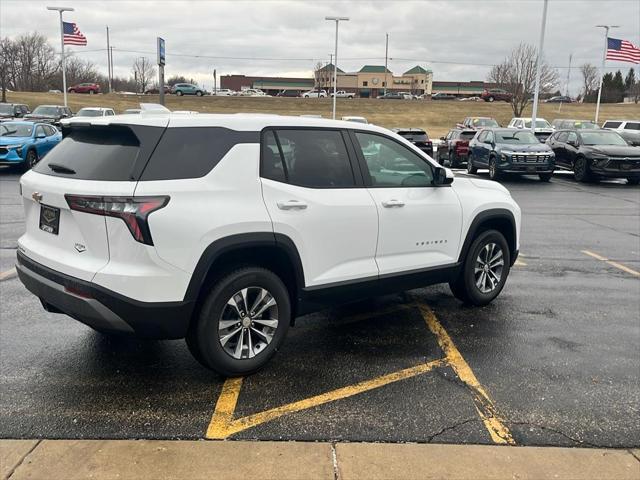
[302,90,327,98]
[16,113,521,376]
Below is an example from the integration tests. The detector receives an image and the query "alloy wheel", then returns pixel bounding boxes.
[474,243,504,294]
[218,287,279,360]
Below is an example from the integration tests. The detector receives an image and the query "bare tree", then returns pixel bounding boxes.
[0,37,17,102]
[9,32,58,91]
[132,57,155,93]
[487,43,558,116]
[580,63,599,101]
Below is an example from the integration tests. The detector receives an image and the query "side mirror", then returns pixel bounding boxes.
[517,124,523,129]
[567,140,578,147]
[434,167,454,185]
[36,133,46,139]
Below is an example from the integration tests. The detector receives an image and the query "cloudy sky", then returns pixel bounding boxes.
[1,0,639,93]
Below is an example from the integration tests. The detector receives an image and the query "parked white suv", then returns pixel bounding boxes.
[302,89,327,98]
[16,113,521,376]
[507,117,553,142]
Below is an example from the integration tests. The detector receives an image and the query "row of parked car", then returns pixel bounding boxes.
[433,117,639,185]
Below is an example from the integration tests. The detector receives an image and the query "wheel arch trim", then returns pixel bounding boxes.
[458,209,518,266]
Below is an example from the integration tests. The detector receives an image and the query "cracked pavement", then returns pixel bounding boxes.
[0,170,638,447]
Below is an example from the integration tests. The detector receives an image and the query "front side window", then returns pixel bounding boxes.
[35,125,46,137]
[567,132,578,144]
[603,121,622,129]
[263,129,355,188]
[556,132,569,143]
[477,131,488,142]
[354,132,434,187]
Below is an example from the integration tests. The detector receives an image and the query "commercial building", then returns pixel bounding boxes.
[317,64,433,98]
[432,81,499,97]
[220,75,314,96]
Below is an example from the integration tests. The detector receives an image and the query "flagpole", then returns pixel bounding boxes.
[47,6,74,107]
[595,25,619,123]
[531,0,549,134]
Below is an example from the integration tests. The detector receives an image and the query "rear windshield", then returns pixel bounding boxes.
[471,118,499,127]
[76,109,103,117]
[33,126,145,180]
[460,131,476,140]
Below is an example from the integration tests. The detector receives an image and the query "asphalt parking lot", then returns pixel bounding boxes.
[0,168,638,448]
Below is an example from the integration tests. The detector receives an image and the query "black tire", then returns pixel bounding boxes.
[449,229,511,306]
[186,267,291,376]
[25,149,38,170]
[488,157,501,181]
[488,96,495,102]
[450,151,459,168]
[467,156,478,174]
[539,172,553,182]
[176,90,183,96]
[68,89,75,93]
[627,178,639,186]
[573,157,592,183]
[196,90,203,97]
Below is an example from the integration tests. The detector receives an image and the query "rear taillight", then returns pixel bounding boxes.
[65,195,169,245]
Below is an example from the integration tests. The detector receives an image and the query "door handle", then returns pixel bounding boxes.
[382,199,405,208]
[277,200,308,210]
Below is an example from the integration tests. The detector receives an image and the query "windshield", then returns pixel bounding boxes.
[0,123,33,137]
[472,118,499,127]
[580,131,628,146]
[572,121,599,129]
[32,106,59,116]
[524,120,551,128]
[0,104,13,114]
[76,109,104,117]
[495,131,539,144]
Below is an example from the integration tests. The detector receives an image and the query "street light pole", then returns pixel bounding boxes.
[47,6,74,107]
[530,0,548,133]
[325,16,349,120]
[594,25,619,123]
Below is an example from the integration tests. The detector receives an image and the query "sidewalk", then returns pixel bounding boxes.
[1,439,639,480]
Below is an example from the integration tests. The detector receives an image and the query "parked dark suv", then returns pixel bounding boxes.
[481,88,512,103]
[276,90,300,98]
[0,103,30,120]
[547,129,640,184]
[24,105,72,126]
[468,128,555,181]
[392,128,433,157]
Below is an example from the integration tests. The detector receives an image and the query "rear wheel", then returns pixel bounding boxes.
[488,96,495,102]
[627,178,639,186]
[449,229,510,306]
[539,172,553,182]
[467,156,477,174]
[176,90,184,96]
[186,267,290,376]
[574,157,592,183]
[68,89,76,93]
[196,90,203,97]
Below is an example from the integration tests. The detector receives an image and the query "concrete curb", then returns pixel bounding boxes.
[1,440,638,480]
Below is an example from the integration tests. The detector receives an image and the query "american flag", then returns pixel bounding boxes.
[606,37,640,64]
[63,22,87,46]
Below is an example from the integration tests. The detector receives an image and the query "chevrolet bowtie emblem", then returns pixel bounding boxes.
[32,192,43,203]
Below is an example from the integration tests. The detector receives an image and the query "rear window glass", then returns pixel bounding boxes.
[460,131,476,140]
[33,126,143,180]
[140,127,259,181]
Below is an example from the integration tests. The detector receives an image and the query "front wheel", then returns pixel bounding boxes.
[467,157,478,174]
[25,150,38,170]
[196,91,203,97]
[488,157,501,180]
[187,267,291,376]
[627,177,639,186]
[488,96,495,102]
[176,90,184,96]
[574,157,592,183]
[449,229,511,306]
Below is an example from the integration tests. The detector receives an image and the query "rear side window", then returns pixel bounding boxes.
[624,122,640,130]
[141,127,259,181]
[33,126,148,180]
[261,129,355,188]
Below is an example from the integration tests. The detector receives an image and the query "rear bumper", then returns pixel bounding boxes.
[16,251,193,339]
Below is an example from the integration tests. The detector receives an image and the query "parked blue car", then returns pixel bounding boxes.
[0,121,62,170]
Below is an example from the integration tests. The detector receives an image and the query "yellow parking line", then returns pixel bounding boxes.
[206,358,446,439]
[0,267,17,281]
[416,303,515,445]
[582,250,640,277]
[206,377,243,439]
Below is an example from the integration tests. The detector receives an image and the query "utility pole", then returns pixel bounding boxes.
[384,33,389,95]
[325,16,349,120]
[531,0,548,133]
[106,26,112,93]
[595,25,619,123]
[47,6,74,107]
[157,38,165,105]
[213,69,217,95]
[109,46,114,87]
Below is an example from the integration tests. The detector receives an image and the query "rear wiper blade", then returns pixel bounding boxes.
[47,163,76,174]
